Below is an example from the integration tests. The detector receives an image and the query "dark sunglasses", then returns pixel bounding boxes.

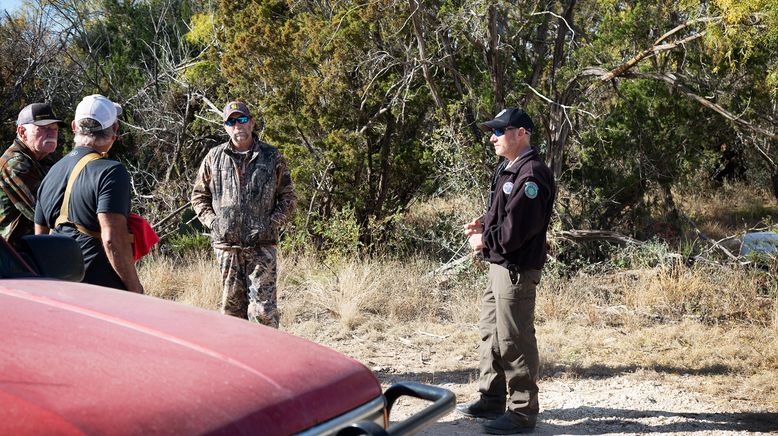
[492,127,531,137]
[224,115,251,126]
[492,127,517,137]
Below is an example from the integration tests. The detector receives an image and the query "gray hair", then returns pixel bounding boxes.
[74,118,114,144]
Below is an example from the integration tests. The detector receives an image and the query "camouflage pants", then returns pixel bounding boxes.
[214,245,279,328]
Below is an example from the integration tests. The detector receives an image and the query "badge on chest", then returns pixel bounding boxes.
[503,180,540,199]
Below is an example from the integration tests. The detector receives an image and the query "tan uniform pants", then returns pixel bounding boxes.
[478,264,541,414]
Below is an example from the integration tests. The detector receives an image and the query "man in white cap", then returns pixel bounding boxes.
[34,94,143,293]
[191,101,296,327]
[0,103,65,249]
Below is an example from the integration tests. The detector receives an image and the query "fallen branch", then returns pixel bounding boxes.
[430,253,473,276]
[679,215,739,261]
[152,202,191,231]
[557,229,641,245]
[416,330,449,340]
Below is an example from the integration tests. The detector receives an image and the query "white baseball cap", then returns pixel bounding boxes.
[74,94,123,131]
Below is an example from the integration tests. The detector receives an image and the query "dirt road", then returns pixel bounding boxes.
[289,320,776,435]
[386,374,778,435]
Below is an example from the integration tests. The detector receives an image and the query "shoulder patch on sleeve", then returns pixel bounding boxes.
[524,181,539,199]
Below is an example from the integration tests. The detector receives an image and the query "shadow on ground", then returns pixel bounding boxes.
[377,368,476,385]
[413,408,778,435]
[379,370,777,434]
[541,362,733,378]
[377,361,734,385]
[537,407,778,434]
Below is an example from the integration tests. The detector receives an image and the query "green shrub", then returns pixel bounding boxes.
[164,233,212,258]
[279,206,362,261]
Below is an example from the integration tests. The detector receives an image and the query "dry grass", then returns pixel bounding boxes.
[141,250,778,372]
[138,252,221,310]
[677,181,778,239]
[538,264,777,327]
[137,241,776,406]
[279,255,482,330]
[129,183,778,412]
[539,319,778,403]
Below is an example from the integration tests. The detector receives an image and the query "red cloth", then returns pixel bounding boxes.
[128,213,159,261]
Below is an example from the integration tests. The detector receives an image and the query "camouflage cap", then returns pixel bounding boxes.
[222,101,252,121]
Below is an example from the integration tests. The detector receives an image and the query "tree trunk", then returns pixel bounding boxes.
[546,1,577,178]
[661,182,681,228]
[408,0,444,112]
[772,170,778,202]
[521,5,551,108]
[486,4,504,110]
[547,106,570,178]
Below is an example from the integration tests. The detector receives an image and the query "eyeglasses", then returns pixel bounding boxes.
[224,115,250,126]
[492,127,530,137]
[492,127,516,137]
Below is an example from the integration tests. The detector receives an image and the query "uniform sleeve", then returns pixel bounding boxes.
[270,153,296,226]
[0,156,39,221]
[190,153,217,229]
[482,177,550,255]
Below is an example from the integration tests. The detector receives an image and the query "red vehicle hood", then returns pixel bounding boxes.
[0,280,381,435]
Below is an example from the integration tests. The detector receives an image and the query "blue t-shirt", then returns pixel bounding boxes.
[35,146,131,289]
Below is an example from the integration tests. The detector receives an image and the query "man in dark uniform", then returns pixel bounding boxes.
[456,108,556,434]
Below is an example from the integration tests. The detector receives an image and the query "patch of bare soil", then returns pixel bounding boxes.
[388,375,777,435]
[289,321,778,435]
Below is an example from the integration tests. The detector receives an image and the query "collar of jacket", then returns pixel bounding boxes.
[226,134,260,156]
[11,137,35,159]
[501,147,538,175]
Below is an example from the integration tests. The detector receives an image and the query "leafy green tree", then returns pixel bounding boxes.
[0,5,67,141]
[2,0,774,250]
[215,0,437,247]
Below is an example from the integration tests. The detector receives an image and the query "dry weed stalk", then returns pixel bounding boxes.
[280,256,482,328]
[302,260,382,330]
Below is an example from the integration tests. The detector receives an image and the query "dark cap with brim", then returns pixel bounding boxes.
[17,103,66,127]
[478,108,534,133]
[222,101,252,121]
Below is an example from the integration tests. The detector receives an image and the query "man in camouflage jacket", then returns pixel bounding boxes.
[0,103,64,249]
[191,101,296,328]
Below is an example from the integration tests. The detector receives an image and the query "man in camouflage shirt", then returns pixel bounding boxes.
[191,101,296,328]
[0,103,65,249]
